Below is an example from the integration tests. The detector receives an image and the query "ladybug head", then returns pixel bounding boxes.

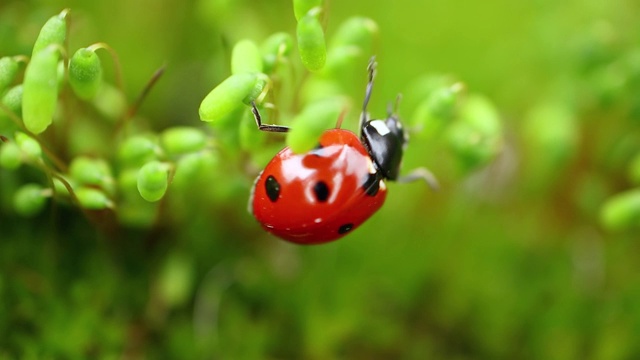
[359,59,408,181]
[361,112,407,181]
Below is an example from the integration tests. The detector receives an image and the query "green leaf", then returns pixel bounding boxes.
[69,156,114,191]
[75,187,114,210]
[412,83,462,138]
[118,135,160,167]
[293,0,322,21]
[69,48,103,100]
[158,253,195,307]
[22,46,60,134]
[171,151,218,191]
[0,141,21,169]
[447,95,503,173]
[328,17,378,53]
[32,9,68,55]
[137,161,170,202]
[297,8,326,72]
[287,96,345,153]
[92,83,127,121]
[14,183,48,217]
[600,189,640,231]
[522,102,579,187]
[161,127,208,155]
[199,73,259,124]
[231,39,263,75]
[52,176,74,197]
[0,57,20,93]
[261,32,294,73]
[0,84,23,138]
[15,132,42,161]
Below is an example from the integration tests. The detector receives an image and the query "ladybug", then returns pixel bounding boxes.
[249,58,438,245]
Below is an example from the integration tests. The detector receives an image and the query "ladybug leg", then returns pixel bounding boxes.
[359,57,377,133]
[251,101,290,133]
[397,167,440,191]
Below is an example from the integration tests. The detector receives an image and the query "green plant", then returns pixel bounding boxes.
[1,0,639,358]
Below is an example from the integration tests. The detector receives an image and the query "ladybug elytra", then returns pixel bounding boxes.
[249,58,438,245]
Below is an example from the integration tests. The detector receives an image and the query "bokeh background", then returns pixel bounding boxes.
[1,0,639,358]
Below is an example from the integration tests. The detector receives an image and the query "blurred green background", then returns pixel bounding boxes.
[1,0,640,358]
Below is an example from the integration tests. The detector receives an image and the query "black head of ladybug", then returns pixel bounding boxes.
[361,110,407,181]
[359,58,408,181]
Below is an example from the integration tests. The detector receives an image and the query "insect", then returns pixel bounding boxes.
[249,58,438,245]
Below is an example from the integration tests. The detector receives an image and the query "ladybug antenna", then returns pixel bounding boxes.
[388,93,402,117]
[359,57,377,130]
[363,57,377,112]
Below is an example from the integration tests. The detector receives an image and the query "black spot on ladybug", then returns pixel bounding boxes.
[265,175,280,202]
[338,223,354,234]
[362,173,380,196]
[313,181,330,202]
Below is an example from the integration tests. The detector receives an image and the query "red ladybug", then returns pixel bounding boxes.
[249,58,437,245]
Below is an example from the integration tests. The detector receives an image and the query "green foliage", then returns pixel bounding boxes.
[199,73,259,124]
[13,183,48,216]
[0,84,23,137]
[0,141,21,169]
[31,9,67,55]
[22,45,60,134]
[68,47,103,100]
[261,32,294,73]
[137,161,170,202]
[296,7,327,72]
[160,127,207,156]
[117,135,159,167]
[0,1,639,359]
[0,56,20,93]
[69,156,114,194]
[230,39,263,75]
[286,96,346,153]
[600,189,640,230]
[92,83,126,120]
[14,132,41,161]
[328,16,378,52]
[446,95,502,173]
[293,0,323,21]
[409,77,460,129]
[75,186,113,209]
